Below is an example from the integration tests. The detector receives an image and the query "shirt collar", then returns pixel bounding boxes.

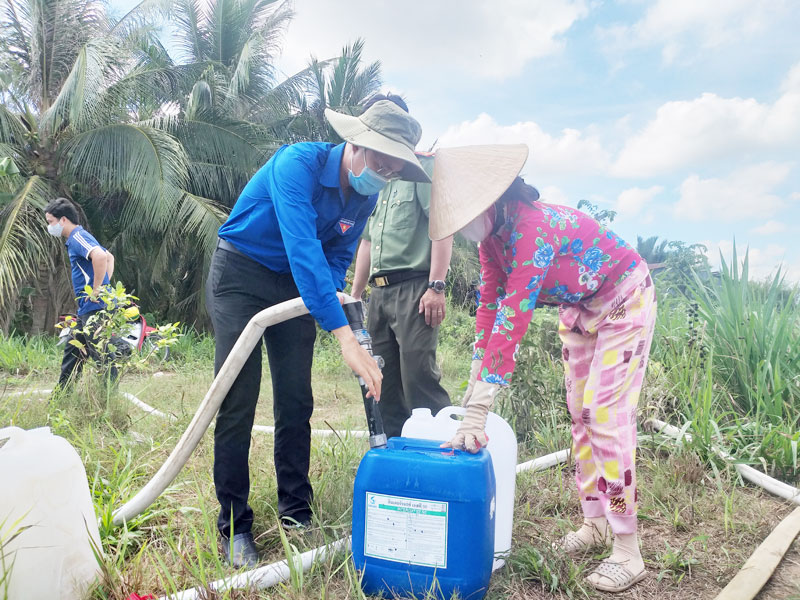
[320,143,346,190]
[65,225,83,245]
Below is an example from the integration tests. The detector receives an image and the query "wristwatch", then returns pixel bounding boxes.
[428,280,446,293]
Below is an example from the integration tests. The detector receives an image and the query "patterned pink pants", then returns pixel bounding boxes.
[558,263,656,535]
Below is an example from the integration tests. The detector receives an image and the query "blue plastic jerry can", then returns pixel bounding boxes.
[352,437,496,600]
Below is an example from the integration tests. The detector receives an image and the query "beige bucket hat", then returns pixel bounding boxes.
[429,144,529,240]
[324,101,430,183]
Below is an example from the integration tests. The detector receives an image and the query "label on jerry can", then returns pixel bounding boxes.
[364,492,449,568]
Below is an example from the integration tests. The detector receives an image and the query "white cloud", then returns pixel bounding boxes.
[436,113,611,178]
[751,220,788,235]
[615,186,663,221]
[600,0,789,65]
[278,0,588,82]
[674,162,792,222]
[612,64,800,177]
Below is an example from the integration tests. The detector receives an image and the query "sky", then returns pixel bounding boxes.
[112,0,800,281]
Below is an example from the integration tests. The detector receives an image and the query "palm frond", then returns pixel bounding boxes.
[0,105,28,146]
[39,37,120,133]
[173,0,210,62]
[0,175,55,309]
[59,122,189,232]
[153,113,277,205]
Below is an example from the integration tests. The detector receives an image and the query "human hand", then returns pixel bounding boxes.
[418,288,446,327]
[441,380,500,453]
[462,359,483,407]
[337,331,382,400]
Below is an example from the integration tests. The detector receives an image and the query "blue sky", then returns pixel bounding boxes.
[112,0,800,280]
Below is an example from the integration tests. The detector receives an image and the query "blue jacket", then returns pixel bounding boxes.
[218,142,377,331]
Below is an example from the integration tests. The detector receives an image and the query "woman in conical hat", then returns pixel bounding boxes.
[430,145,655,593]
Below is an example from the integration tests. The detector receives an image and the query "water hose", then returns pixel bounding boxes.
[341,301,386,449]
[112,294,360,526]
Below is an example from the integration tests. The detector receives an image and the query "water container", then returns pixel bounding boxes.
[402,407,517,570]
[0,427,103,599]
[352,437,495,600]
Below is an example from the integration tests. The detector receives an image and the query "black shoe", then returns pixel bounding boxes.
[280,516,311,531]
[220,532,259,568]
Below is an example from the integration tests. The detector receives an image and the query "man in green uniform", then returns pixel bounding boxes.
[351,101,453,436]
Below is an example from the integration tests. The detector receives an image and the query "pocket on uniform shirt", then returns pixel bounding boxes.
[389,196,417,230]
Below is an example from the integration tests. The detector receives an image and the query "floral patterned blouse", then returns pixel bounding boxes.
[473,198,642,386]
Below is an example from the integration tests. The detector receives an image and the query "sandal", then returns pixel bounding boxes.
[586,560,647,593]
[553,525,611,555]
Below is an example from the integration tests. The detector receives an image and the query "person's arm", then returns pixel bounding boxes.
[418,235,453,327]
[351,239,371,300]
[105,250,115,280]
[88,248,108,299]
[477,210,548,386]
[472,241,504,361]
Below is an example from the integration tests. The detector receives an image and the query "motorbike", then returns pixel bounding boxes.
[57,308,170,362]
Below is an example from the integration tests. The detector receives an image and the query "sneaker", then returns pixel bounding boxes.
[220,532,259,568]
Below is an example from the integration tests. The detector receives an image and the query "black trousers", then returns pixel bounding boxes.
[58,309,119,387]
[206,246,317,537]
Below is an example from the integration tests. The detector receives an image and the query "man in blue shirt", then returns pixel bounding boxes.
[44,198,116,387]
[208,98,429,567]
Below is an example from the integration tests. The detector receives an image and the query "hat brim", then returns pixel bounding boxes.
[429,144,529,240]
[324,109,431,183]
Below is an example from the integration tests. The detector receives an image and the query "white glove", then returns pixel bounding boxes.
[461,359,483,407]
[442,380,501,453]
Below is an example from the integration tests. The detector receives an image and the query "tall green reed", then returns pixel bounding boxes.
[691,244,799,425]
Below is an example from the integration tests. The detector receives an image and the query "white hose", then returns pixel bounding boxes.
[516,448,570,473]
[121,392,177,422]
[647,418,800,505]
[112,294,360,525]
[160,537,351,600]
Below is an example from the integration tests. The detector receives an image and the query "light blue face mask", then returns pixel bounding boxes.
[348,150,389,196]
[47,222,64,237]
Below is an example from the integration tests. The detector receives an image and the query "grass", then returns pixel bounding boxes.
[2,279,800,598]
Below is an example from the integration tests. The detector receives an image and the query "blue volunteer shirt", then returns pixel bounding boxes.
[218,142,378,331]
[65,226,110,315]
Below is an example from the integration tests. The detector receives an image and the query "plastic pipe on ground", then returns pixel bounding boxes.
[714,505,800,600]
[159,537,351,600]
[121,392,177,422]
[647,419,800,505]
[4,389,52,398]
[516,448,570,473]
[112,294,359,526]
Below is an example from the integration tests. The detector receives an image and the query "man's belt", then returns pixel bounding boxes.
[370,271,428,287]
[217,238,248,258]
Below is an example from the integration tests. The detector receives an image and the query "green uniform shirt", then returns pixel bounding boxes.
[363,154,435,279]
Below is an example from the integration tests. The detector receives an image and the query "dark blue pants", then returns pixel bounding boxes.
[206,246,316,537]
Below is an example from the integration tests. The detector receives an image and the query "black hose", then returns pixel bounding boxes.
[342,301,387,448]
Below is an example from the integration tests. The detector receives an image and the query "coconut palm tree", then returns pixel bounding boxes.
[0,0,272,331]
[636,235,671,265]
[280,38,382,142]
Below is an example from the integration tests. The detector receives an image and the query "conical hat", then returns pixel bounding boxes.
[429,144,529,240]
